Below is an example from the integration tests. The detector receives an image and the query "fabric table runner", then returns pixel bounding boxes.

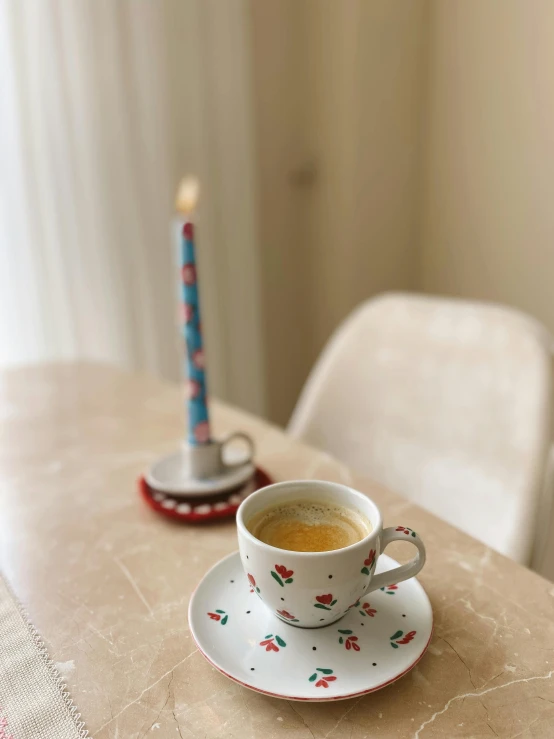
[0,572,87,739]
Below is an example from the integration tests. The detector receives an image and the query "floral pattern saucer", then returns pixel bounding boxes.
[188,551,433,701]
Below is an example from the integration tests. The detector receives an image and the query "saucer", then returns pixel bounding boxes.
[188,552,433,701]
[146,449,255,496]
[139,467,272,523]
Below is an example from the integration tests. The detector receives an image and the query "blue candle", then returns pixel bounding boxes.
[177,178,211,445]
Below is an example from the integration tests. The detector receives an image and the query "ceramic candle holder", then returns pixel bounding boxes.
[146,432,255,497]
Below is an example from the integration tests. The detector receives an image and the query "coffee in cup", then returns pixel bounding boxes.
[247,499,372,552]
[237,480,426,628]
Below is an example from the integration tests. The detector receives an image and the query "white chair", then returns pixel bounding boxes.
[289,293,554,575]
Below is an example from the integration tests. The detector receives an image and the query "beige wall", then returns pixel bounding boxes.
[251,1,315,426]
[422,1,554,333]
[254,0,554,426]
[252,0,428,425]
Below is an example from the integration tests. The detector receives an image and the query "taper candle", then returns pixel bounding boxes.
[176,177,211,445]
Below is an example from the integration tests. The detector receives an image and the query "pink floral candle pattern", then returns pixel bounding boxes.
[181,220,211,445]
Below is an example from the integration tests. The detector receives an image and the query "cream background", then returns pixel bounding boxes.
[422,0,554,337]
[252,0,554,424]
[252,0,428,424]
[0,0,267,417]
[2,0,552,428]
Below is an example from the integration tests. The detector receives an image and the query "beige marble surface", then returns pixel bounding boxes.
[1,363,553,739]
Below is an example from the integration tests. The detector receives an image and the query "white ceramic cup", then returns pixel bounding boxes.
[236,480,426,628]
[183,432,254,480]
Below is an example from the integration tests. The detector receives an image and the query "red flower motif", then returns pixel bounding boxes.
[339,630,361,651]
[194,421,210,443]
[277,609,295,620]
[275,565,294,579]
[186,379,201,399]
[207,612,221,621]
[316,594,333,605]
[192,349,205,369]
[388,584,398,590]
[315,676,337,688]
[182,263,197,285]
[345,636,360,651]
[181,303,194,323]
[247,573,256,587]
[364,549,376,567]
[362,602,377,617]
[260,639,279,652]
[260,634,286,651]
[183,222,194,239]
[397,630,416,644]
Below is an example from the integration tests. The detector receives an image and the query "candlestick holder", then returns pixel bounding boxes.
[138,466,272,523]
[146,433,255,497]
[140,176,259,514]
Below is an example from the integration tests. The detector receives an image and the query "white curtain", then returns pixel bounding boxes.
[0,0,178,378]
[0,0,266,414]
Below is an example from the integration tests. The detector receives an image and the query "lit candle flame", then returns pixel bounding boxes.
[176,176,200,215]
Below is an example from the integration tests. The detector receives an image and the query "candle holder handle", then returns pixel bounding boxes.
[220,432,255,469]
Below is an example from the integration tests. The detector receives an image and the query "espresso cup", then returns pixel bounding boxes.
[236,480,426,628]
[183,432,254,480]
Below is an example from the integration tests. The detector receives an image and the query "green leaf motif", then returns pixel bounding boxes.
[215,610,225,614]
[314,603,331,610]
[390,630,403,640]
[317,668,333,674]
[339,637,343,644]
[265,634,273,639]
[285,578,293,584]
[330,600,337,606]
[411,531,416,537]
[221,615,228,625]
[361,567,369,575]
[338,629,353,634]
[275,635,286,647]
[359,610,366,616]
[308,673,318,682]
[390,642,398,648]
[271,571,284,587]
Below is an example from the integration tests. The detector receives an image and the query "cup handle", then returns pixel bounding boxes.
[220,432,255,469]
[365,526,426,594]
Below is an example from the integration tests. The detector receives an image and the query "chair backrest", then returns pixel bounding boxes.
[289,293,553,564]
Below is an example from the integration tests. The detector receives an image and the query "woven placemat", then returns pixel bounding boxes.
[0,572,88,739]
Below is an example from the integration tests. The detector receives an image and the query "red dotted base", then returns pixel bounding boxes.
[138,467,272,523]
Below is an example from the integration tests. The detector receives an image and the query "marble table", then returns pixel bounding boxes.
[1,363,553,739]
